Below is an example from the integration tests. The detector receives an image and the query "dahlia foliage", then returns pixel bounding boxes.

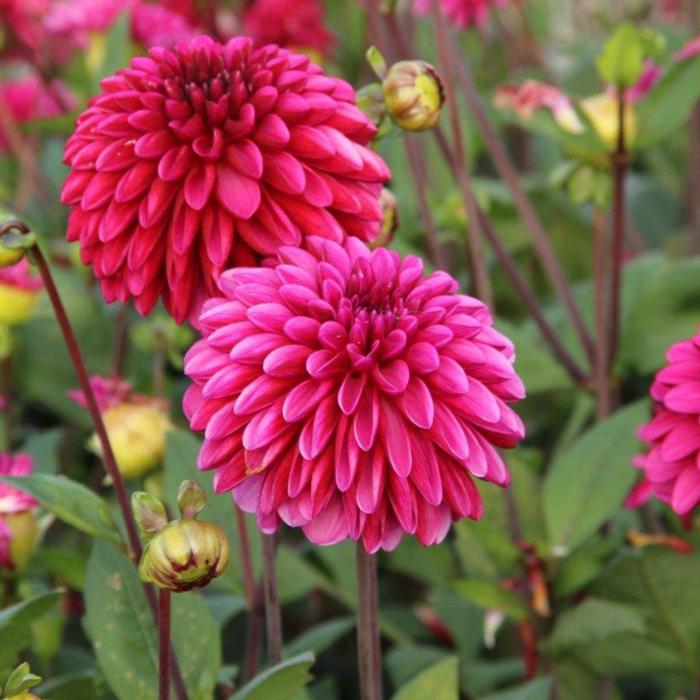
[629,331,700,515]
[184,237,525,552]
[61,36,389,323]
[0,453,37,570]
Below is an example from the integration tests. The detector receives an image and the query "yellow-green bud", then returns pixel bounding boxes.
[0,285,40,326]
[139,519,229,592]
[382,60,444,132]
[370,188,398,249]
[2,662,41,699]
[3,511,38,574]
[88,403,171,479]
[580,93,637,151]
[0,247,23,269]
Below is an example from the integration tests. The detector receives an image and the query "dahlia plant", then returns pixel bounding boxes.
[2,2,700,700]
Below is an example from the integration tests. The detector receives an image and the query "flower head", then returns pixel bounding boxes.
[61,35,389,323]
[184,237,525,553]
[413,0,508,30]
[68,375,171,479]
[0,259,44,327]
[629,331,700,515]
[0,453,38,571]
[382,60,444,132]
[243,0,335,57]
[494,80,584,134]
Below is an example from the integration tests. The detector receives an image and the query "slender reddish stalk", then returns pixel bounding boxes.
[261,532,283,664]
[111,305,130,378]
[593,208,611,418]
[608,89,628,367]
[1,356,12,452]
[356,544,382,700]
[447,36,594,366]
[403,135,450,270]
[159,589,172,700]
[234,504,262,681]
[0,221,189,700]
[431,0,492,306]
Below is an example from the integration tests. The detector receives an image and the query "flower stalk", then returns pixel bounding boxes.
[262,532,283,664]
[159,589,171,700]
[593,208,611,418]
[356,544,382,700]
[0,220,189,700]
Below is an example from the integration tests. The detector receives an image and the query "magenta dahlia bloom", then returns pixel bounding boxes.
[413,0,509,29]
[244,0,335,57]
[183,237,525,552]
[61,35,389,323]
[0,452,37,570]
[628,331,700,515]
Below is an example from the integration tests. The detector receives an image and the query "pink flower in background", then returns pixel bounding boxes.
[0,259,43,293]
[244,0,335,56]
[184,237,525,553]
[494,80,584,134]
[625,60,664,103]
[43,0,134,42]
[67,374,132,412]
[414,0,508,29]
[131,3,199,48]
[628,331,700,515]
[0,74,70,149]
[0,452,37,570]
[676,35,700,62]
[61,36,389,324]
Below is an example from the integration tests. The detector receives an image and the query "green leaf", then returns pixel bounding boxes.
[637,55,700,148]
[83,541,220,700]
[542,400,648,553]
[230,653,315,700]
[454,579,528,620]
[22,428,63,474]
[36,671,97,700]
[583,548,700,677]
[284,617,355,658]
[0,473,122,546]
[0,590,63,667]
[596,23,645,88]
[391,657,458,700]
[545,598,646,652]
[482,677,553,700]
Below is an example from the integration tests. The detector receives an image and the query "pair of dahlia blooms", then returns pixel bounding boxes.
[57,35,526,552]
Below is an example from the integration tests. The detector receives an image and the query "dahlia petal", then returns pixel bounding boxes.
[665,382,700,413]
[660,419,700,461]
[216,165,261,219]
[354,389,379,451]
[263,344,313,377]
[338,373,366,415]
[671,468,700,514]
[225,140,264,179]
[247,303,294,334]
[401,376,435,429]
[234,374,292,415]
[303,495,349,546]
[185,163,217,211]
[373,359,410,395]
[283,379,334,422]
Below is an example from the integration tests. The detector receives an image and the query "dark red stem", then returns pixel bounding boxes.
[356,544,382,700]
[261,532,283,664]
[159,589,172,700]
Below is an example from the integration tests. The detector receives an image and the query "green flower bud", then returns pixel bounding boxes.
[3,511,38,574]
[3,662,41,700]
[382,60,444,132]
[138,518,229,592]
[370,188,398,249]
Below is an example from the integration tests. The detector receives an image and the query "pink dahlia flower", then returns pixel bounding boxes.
[183,237,525,552]
[131,4,199,48]
[494,80,584,134]
[676,35,700,62]
[413,0,508,30]
[61,35,389,324]
[0,74,71,150]
[628,331,700,515]
[67,374,133,411]
[243,0,335,57]
[0,452,37,569]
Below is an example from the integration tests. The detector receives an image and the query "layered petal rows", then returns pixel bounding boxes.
[61,35,390,323]
[629,330,700,515]
[184,237,525,552]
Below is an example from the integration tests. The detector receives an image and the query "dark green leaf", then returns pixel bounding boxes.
[391,657,458,700]
[285,617,355,658]
[0,474,122,545]
[230,653,315,700]
[454,579,528,620]
[482,677,553,700]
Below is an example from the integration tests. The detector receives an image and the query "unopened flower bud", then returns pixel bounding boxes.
[0,259,43,327]
[382,60,444,131]
[132,492,168,541]
[0,246,23,269]
[370,188,398,249]
[139,518,229,592]
[89,403,171,480]
[580,93,637,151]
[3,511,38,573]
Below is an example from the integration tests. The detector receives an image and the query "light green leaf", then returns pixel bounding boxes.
[545,598,646,652]
[542,400,648,552]
[285,617,355,658]
[0,590,63,667]
[231,653,315,700]
[454,579,528,621]
[83,541,220,700]
[482,677,553,700]
[391,657,458,700]
[596,23,645,88]
[0,474,122,545]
